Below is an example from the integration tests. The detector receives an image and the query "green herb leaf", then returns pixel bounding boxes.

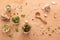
[15,28,19,32]
[12,16,20,23]
[8,33,13,38]
[21,14,26,17]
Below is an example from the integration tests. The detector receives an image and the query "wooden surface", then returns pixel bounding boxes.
[0,0,60,40]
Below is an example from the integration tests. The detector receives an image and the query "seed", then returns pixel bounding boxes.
[48,34,51,36]
[51,30,55,33]
[42,32,44,35]
[58,26,60,29]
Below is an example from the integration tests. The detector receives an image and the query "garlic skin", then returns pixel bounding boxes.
[42,4,51,12]
[1,14,10,21]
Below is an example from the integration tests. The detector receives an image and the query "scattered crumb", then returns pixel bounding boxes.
[51,0,56,5]
[55,28,57,30]
[51,30,55,33]
[54,13,57,19]
[17,13,18,15]
[58,26,60,29]
[45,32,47,34]
[42,32,44,35]
[42,4,50,12]
[19,6,22,9]
[25,20,28,23]
[47,27,50,31]
[25,2,28,5]
[48,34,52,36]
[35,12,40,18]
[32,19,34,21]
[8,33,13,38]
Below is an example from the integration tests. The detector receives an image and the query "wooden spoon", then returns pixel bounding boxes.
[35,12,47,24]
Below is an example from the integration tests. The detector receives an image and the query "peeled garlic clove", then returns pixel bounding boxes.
[25,20,28,24]
[44,13,48,17]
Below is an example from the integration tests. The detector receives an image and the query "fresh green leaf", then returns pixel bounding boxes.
[15,28,19,32]
[21,14,26,17]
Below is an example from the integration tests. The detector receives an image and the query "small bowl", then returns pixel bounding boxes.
[2,24,11,33]
[23,31,30,34]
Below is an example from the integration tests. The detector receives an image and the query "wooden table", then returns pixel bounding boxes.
[0,0,60,40]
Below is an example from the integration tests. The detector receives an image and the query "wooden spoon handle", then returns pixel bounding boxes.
[36,17,47,24]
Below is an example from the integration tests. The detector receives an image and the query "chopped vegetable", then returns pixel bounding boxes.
[12,16,20,24]
[15,28,19,32]
[51,30,55,33]
[21,14,26,17]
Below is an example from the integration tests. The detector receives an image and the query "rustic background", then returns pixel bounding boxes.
[0,0,60,40]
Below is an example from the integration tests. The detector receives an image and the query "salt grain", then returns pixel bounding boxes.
[44,13,48,17]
